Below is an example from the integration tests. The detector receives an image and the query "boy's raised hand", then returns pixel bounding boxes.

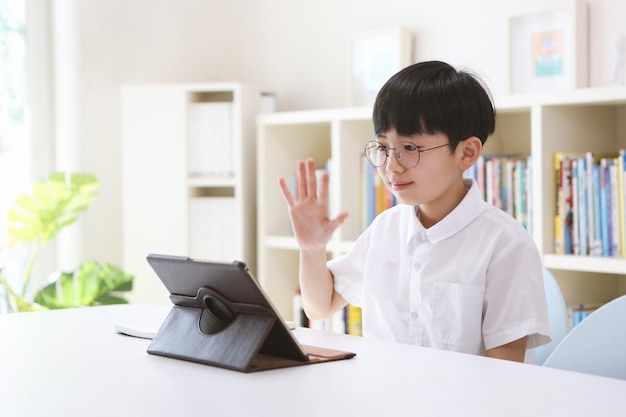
[278,158,349,251]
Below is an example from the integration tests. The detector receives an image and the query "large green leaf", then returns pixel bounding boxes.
[0,276,47,312]
[7,172,99,244]
[33,261,133,309]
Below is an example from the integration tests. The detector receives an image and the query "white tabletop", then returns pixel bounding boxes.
[1,305,625,417]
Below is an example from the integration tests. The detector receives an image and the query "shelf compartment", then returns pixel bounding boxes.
[544,254,626,275]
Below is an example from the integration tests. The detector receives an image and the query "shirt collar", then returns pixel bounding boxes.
[406,179,485,245]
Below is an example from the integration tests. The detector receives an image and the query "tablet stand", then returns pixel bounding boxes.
[148,286,282,372]
[148,286,356,372]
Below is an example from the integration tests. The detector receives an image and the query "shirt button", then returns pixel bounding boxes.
[422,231,428,240]
[410,312,418,319]
[413,263,421,270]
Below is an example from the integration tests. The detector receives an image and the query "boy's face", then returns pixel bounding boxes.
[374,129,467,209]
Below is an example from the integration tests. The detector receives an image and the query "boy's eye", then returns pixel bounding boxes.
[401,143,419,152]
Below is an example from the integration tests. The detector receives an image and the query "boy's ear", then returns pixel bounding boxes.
[458,136,482,170]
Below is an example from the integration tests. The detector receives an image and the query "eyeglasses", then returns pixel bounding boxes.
[363,140,462,169]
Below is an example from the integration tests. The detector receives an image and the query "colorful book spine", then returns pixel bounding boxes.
[567,156,576,254]
[464,154,530,231]
[593,164,603,256]
[362,155,376,228]
[600,158,610,256]
[554,151,626,258]
[361,155,397,230]
[554,152,564,254]
[585,152,600,256]
[621,150,626,257]
[610,158,620,256]
[570,304,600,328]
[345,304,363,336]
[577,157,588,256]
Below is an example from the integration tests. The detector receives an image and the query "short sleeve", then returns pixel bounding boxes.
[482,236,552,350]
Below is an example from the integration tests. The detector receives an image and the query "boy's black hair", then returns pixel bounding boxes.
[373,61,495,149]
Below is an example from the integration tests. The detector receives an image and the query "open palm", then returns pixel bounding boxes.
[278,158,348,251]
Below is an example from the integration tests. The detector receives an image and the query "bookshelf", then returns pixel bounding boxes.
[122,82,260,304]
[256,87,626,321]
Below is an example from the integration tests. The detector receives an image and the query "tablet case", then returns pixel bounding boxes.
[146,254,355,372]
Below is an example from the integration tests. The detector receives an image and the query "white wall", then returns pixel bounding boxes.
[64,0,625,278]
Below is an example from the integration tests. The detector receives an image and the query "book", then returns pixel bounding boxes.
[600,158,611,256]
[576,157,588,256]
[569,304,601,328]
[568,156,577,254]
[620,150,626,257]
[361,155,377,228]
[553,150,625,258]
[465,154,530,230]
[188,196,237,261]
[360,154,397,230]
[187,101,234,179]
[345,304,363,336]
[554,152,565,254]
[556,153,588,254]
[513,158,527,229]
[592,163,603,256]
[610,158,621,256]
[526,155,533,234]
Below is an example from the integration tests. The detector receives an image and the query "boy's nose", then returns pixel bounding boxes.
[385,150,405,171]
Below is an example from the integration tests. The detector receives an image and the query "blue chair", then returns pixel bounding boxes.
[534,268,570,365]
[543,294,626,380]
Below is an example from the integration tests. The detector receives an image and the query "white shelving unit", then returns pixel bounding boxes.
[122,82,260,304]
[257,87,626,320]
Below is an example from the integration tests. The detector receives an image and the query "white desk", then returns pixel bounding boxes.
[1,305,625,417]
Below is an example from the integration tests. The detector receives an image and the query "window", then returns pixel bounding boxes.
[0,0,29,235]
[0,0,29,312]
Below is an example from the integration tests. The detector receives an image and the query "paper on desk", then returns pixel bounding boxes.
[114,319,164,339]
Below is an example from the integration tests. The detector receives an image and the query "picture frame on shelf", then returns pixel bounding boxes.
[348,27,413,106]
[508,0,588,94]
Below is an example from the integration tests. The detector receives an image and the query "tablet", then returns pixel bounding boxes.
[146,253,355,372]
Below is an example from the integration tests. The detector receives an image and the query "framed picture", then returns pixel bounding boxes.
[509,0,588,94]
[348,27,413,106]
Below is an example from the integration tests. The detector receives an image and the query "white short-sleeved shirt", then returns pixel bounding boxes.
[328,179,551,356]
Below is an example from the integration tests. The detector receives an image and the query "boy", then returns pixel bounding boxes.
[278,61,551,362]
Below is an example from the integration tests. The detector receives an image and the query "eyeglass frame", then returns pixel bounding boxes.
[363,139,464,169]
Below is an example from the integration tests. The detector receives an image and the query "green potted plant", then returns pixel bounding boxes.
[0,172,133,312]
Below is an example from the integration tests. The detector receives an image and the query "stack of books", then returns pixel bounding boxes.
[186,100,237,261]
[554,151,626,257]
[187,101,234,179]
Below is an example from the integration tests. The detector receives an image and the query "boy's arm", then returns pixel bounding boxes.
[486,336,528,362]
[278,157,349,320]
[298,248,347,320]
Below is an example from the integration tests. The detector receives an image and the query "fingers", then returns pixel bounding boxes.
[279,159,314,206]
[278,158,350,234]
[305,158,318,199]
[281,157,333,205]
[294,158,320,200]
[278,176,295,206]
[317,169,329,205]
[331,211,349,227]
[295,159,306,199]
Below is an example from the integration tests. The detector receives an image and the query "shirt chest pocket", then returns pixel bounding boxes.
[431,282,485,347]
